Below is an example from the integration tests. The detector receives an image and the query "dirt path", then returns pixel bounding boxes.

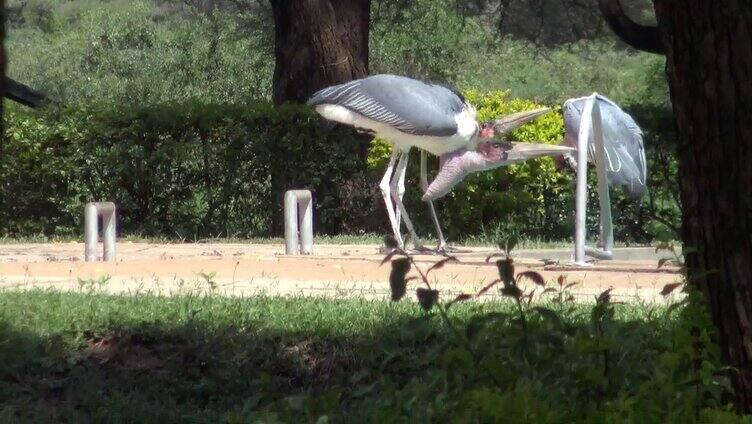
[0,243,683,302]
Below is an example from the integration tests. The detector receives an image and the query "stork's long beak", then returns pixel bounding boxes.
[492,107,551,135]
[502,142,575,163]
[421,142,575,202]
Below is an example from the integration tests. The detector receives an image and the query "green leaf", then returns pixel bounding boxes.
[504,234,519,254]
[596,288,613,305]
[389,258,410,302]
[496,259,515,283]
[660,282,684,297]
[446,293,473,310]
[667,297,690,314]
[427,256,458,274]
[517,270,546,287]
[416,288,439,311]
[476,279,502,297]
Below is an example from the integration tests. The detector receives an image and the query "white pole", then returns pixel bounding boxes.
[284,191,300,255]
[84,203,98,262]
[84,202,117,262]
[298,192,313,255]
[284,190,314,255]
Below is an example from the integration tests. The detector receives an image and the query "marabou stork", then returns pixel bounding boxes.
[558,94,647,201]
[554,93,648,262]
[308,74,573,251]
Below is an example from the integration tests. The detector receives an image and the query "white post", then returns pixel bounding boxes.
[284,190,313,255]
[573,96,594,265]
[84,202,117,262]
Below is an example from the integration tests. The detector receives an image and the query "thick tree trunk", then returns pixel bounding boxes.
[654,0,752,411]
[269,0,370,104]
[1,0,5,122]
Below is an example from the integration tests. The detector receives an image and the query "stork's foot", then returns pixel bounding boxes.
[434,244,472,255]
[406,244,435,255]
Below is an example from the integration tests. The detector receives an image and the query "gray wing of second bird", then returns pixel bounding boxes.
[563,95,648,200]
[308,74,466,137]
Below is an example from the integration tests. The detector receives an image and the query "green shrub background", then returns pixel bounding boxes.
[3,91,658,243]
[1,103,375,238]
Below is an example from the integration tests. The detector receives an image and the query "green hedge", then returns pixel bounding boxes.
[1,102,375,238]
[1,97,664,242]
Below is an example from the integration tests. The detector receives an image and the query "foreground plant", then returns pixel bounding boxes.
[380,239,736,422]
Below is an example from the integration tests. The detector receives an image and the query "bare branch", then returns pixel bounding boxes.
[5,77,47,108]
[598,0,664,54]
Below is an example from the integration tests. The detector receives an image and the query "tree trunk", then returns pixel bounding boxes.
[654,0,752,411]
[269,0,370,104]
[1,0,5,123]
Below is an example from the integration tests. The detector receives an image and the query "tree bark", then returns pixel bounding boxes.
[1,0,5,123]
[653,0,752,411]
[269,0,370,104]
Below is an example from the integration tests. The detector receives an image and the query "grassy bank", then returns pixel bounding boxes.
[0,290,742,422]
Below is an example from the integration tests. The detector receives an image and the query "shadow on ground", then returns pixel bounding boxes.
[0,289,741,423]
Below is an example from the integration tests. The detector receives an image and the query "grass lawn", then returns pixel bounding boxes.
[0,290,744,423]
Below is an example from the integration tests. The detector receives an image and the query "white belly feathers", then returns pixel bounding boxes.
[315,104,478,157]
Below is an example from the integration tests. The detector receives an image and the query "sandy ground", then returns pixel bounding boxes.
[0,242,684,303]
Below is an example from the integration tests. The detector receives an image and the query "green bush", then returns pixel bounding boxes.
[2,89,673,242]
[372,253,732,423]
[0,102,375,238]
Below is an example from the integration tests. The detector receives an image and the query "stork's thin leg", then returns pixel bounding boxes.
[391,150,424,250]
[395,151,407,231]
[379,150,403,249]
[420,150,448,251]
[592,104,614,256]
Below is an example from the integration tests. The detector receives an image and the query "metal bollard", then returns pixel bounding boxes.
[284,190,313,255]
[85,202,117,262]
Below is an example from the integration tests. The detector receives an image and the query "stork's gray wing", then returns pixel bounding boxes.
[562,95,648,200]
[307,74,465,137]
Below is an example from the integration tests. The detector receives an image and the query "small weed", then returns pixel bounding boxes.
[197,271,218,291]
[76,275,111,293]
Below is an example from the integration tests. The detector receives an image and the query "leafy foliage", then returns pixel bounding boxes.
[3,86,669,243]
[380,245,736,422]
[0,271,741,421]
[7,0,273,106]
[0,102,376,237]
